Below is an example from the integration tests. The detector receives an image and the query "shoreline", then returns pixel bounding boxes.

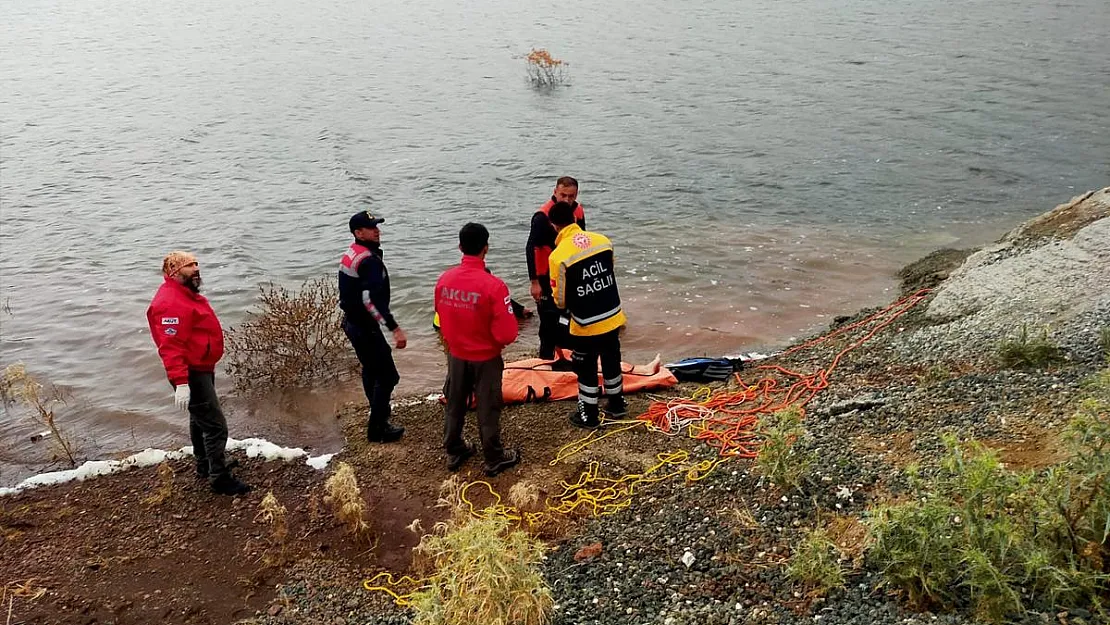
[1,189,1106,625]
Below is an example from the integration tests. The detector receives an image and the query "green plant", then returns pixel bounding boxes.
[787,528,845,594]
[756,406,813,491]
[409,514,553,625]
[1100,326,1110,361]
[0,364,77,466]
[997,325,1065,369]
[917,364,953,386]
[224,278,359,395]
[866,375,1110,623]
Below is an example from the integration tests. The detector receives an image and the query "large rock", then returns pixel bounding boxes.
[893,188,1110,365]
[926,188,1109,323]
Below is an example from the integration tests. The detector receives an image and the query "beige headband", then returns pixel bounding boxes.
[162,251,198,277]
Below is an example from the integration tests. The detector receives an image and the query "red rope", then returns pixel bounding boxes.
[636,289,930,458]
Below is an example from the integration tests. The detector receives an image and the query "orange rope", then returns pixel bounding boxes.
[636,289,930,457]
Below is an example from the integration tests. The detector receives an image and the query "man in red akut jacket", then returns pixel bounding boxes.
[147,251,250,496]
[434,223,521,476]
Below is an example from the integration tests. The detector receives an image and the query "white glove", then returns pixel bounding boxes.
[174,385,191,411]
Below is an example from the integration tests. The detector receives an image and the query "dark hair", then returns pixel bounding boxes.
[548,201,577,229]
[555,176,578,189]
[459,222,489,256]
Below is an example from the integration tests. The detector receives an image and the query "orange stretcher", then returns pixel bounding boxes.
[500,350,677,405]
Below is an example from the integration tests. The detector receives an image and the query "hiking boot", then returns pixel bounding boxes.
[196,458,239,479]
[604,396,628,420]
[367,422,405,443]
[210,473,252,496]
[484,449,521,477]
[568,402,601,430]
[446,442,476,472]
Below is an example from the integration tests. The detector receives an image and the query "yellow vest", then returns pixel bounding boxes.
[548,224,627,336]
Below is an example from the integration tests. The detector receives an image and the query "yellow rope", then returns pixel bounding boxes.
[365,406,732,605]
[362,572,431,606]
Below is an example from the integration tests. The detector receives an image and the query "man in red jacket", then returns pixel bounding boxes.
[147,251,250,496]
[434,223,521,476]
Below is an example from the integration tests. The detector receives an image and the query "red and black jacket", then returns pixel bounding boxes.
[525,197,586,293]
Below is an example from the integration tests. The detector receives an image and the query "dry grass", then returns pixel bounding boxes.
[3,579,46,601]
[823,514,869,567]
[324,462,371,542]
[254,491,290,567]
[409,514,553,625]
[224,278,359,395]
[143,462,175,506]
[0,364,77,466]
[509,480,541,511]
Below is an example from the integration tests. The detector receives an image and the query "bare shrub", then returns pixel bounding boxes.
[324,462,371,542]
[224,278,358,395]
[0,364,77,466]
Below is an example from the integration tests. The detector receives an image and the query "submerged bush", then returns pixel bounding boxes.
[0,364,77,466]
[524,48,568,89]
[409,514,553,625]
[224,278,358,395]
[866,370,1110,622]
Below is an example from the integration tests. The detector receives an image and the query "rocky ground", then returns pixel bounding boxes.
[2,189,1107,625]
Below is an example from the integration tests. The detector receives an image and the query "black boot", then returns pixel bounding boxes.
[196,458,239,479]
[210,472,251,496]
[367,421,405,443]
[484,448,521,477]
[446,442,476,472]
[568,402,601,430]
[604,396,628,419]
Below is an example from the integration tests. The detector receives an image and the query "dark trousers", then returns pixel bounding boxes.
[187,370,229,478]
[443,354,505,464]
[537,295,568,360]
[343,321,400,428]
[571,329,624,417]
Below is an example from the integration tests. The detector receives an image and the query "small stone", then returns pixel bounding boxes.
[267,604,283,616]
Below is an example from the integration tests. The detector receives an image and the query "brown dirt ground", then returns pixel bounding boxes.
[0,390,699,625]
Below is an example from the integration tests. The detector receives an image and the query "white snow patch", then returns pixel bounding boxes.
[0,447,190,496]
[1,437,341,497]
[227,437,306,461]
[306,453,336,470]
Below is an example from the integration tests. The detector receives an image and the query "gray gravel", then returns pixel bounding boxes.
[242,212,1110,625]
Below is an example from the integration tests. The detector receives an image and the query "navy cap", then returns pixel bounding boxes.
[349,210,385,232]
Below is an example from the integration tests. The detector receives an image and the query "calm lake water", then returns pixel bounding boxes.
[1,0,1107,484]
